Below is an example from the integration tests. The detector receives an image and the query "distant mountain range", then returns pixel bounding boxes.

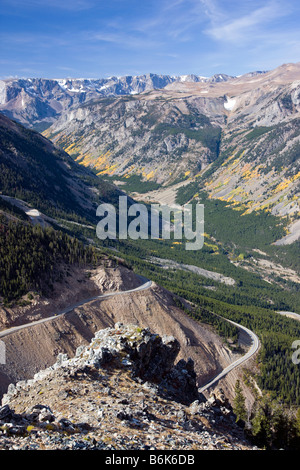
[0,71,267,130]
[0,63,299,222]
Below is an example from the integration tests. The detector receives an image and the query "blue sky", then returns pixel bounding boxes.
[1,0,300,78]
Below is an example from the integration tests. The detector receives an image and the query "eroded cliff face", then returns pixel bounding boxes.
[0,264,142,331]
[43,93,224,186]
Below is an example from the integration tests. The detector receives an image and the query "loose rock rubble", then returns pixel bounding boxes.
[0,323,257,450]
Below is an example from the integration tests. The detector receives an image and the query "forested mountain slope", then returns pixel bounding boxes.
[0,113,121,223]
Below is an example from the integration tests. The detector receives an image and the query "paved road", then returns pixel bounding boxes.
[0,279,152,339]
[198,316,260,394]
[277,311,300,322]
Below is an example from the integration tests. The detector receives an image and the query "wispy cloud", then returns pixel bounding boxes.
[0,32,74,48]
[89,1,200,50]
[132,0,206,42]
[91,31,163,50]
[199,0,226,23]
[201,0,293,44]
[0,0,95,11]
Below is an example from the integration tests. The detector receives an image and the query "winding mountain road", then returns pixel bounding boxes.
[0,277,259,393]
[278,311,300,322]
[0,279,152,340]
[198,317,260,393]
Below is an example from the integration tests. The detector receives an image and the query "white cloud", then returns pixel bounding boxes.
[92,31,162,50]
[202,0,291,44]
[1,0,95,11]
[133,0,206,41]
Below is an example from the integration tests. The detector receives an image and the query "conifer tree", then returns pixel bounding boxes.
[250,395,273,448]
[233,379,247,423]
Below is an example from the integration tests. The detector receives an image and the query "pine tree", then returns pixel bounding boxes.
[250,395,273,448]
[272,404,291,449]
[233,379,247,423]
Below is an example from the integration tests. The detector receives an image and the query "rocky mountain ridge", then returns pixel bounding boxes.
[0,323,256,450]
[0,261,242,403]
[0,72,237,130]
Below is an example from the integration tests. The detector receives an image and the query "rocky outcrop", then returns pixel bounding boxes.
[0,324,256,450]
[2,323,199,407]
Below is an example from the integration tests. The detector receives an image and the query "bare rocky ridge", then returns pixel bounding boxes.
[0,323,257,450]
[43,92,224,185]
[44,90,225,184]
